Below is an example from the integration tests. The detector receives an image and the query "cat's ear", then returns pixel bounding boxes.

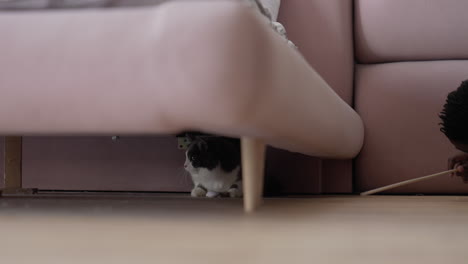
[196,137,209,151]
[182,133,193,142]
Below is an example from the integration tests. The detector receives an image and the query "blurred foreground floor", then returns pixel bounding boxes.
[1,195,467,264]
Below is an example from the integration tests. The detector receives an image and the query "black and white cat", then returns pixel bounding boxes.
[184,136,243,198]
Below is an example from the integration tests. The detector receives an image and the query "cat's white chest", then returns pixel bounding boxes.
[191,166,240,192]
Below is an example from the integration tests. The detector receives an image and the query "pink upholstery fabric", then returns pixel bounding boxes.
[279,0,354,192]
[22,136,194,191]
[281,0,354,103]
[0,1,363,159]
[0,0,168,9]
[355,0,468,63]
[355,61,468,193]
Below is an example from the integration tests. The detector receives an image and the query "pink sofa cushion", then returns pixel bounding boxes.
[355,60,468,193]
[355,0,468,63]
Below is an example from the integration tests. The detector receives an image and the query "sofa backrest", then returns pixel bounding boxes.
[354,0,468,193]
[355,0,468,63]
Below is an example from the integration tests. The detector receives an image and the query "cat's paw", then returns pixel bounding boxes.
[191,186,207,197]
[228,188,243,198]
[206,191,220,198]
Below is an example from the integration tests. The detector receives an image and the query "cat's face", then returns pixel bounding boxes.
[184,139,219,173]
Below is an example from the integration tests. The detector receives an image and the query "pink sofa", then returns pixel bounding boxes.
[1,0,468,195]
[0,0,363,196]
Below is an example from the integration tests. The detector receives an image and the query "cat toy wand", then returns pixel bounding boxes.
[360,168,458,196]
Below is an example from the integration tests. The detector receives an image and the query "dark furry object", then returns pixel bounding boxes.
[440,80,468,144]
[186,136,241,173]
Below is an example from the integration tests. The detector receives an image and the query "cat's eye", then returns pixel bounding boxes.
[191,156,197,161]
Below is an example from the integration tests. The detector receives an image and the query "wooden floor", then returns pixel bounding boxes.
[1,195,467,263]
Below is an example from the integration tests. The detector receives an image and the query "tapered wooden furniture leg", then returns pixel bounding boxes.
[2,137,22,195]
[2,137,33,196]
[241,137,266,213]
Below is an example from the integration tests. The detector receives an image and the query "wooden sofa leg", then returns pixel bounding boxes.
[241,137,266,213]
[1,137,30,196]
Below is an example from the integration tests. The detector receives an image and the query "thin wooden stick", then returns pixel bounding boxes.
[360,169,457,196]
